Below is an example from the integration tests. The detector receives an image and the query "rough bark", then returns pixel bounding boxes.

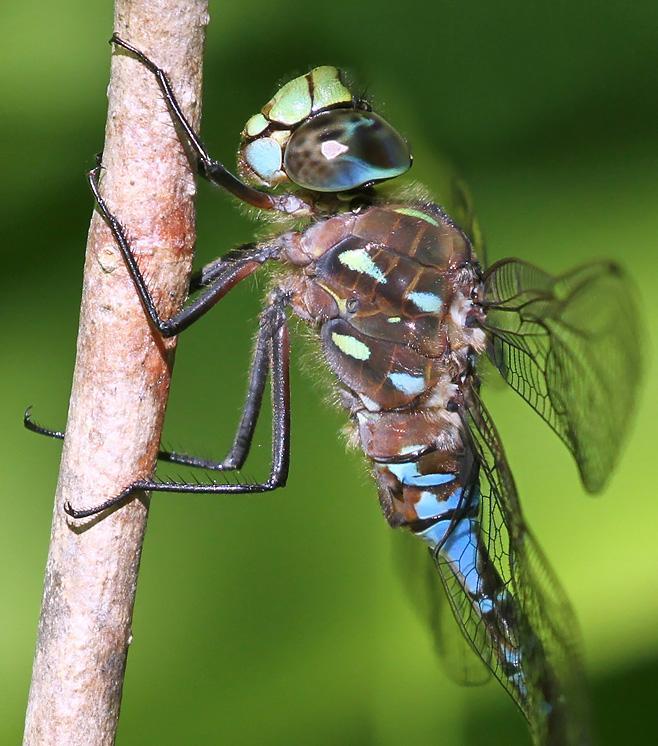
[23,1,209,743]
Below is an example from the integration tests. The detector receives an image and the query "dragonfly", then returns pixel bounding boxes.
[26,34,643,746]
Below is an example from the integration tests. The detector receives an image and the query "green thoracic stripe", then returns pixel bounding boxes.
[338,248,387,283]
[394,207,439,226]
[331,332,371,360]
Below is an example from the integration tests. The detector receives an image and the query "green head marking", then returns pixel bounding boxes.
[238,66,354,187]
[263,66,352,127]
[264,74,312,126]
[238,67,411,193]
[309,67,353,113]
[244,113,268,138]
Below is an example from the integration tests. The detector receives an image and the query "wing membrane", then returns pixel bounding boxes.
[392,530,490,686]
[431,393,590,745]
[483,259,643,492]
[448,176,486,265]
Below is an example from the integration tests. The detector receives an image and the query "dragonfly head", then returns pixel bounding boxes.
[238,66,411,195]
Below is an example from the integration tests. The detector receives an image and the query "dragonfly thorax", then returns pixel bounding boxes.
[278,201,486,540]
[280,202,484,418]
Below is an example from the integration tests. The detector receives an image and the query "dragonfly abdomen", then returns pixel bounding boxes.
[373,447,465,529]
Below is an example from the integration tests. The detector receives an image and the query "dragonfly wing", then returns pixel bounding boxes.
[482,258,643,492]
[392,529,490,685]
[442,176,487,267]
[432,392,591,745]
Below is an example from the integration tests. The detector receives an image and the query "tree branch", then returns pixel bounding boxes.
[23,1,209,743]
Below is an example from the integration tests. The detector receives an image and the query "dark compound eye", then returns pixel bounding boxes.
[284,109,411,193]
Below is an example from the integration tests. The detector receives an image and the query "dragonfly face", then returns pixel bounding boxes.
[238,66,411,192]
[29,38,643,746]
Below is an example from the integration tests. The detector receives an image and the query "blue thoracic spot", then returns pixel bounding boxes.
[398,444,425,456]
[408,290,442,312]
[415,491,441,519]
[387,372,426,396]
[412,486,464,520]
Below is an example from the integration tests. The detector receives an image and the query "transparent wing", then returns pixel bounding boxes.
[482,258,643,492]
[392,529,490,685]
[448,176,487,266]
[432,392,591,746]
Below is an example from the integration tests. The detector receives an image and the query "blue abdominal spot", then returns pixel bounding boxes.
[416,520,450,549]
[478,597,494,614]
[414,487,463,519]
[443,518,479,589]
[387,461,456,488]
[417,516,481,597]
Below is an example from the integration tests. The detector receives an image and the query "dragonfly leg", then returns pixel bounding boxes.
[64,292,291,519]
[24,408,64,441]
[157,290,276,472]
[26,295,266,471]
[109,35,312,217]
[27,181,291,475]
[187,247,273,294]
[26,287,283,471]
[89,164,284,338]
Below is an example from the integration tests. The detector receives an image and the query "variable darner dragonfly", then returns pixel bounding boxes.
[27,35,643,746]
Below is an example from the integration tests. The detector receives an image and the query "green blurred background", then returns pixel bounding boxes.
[1,1,656,744]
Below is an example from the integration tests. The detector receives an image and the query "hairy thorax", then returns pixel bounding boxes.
[278,203,486,469]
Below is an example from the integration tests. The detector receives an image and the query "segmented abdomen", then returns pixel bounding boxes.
[377,455,531,706]
[286,203,534,719]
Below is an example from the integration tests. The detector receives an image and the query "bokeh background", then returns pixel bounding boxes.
[1,1,656,744]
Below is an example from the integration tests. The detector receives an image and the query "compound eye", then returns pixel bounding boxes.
[284,109,411,193]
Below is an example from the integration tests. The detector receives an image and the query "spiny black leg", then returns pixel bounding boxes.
[24,407,64,441]
[109,34,311,217]
[89,164,283,337]
[64,293,291,519]
[27,288,271,471]
[25,264,275,471]
[188,245,270,293]
[188,258,225,293]
[158,297,273,471]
